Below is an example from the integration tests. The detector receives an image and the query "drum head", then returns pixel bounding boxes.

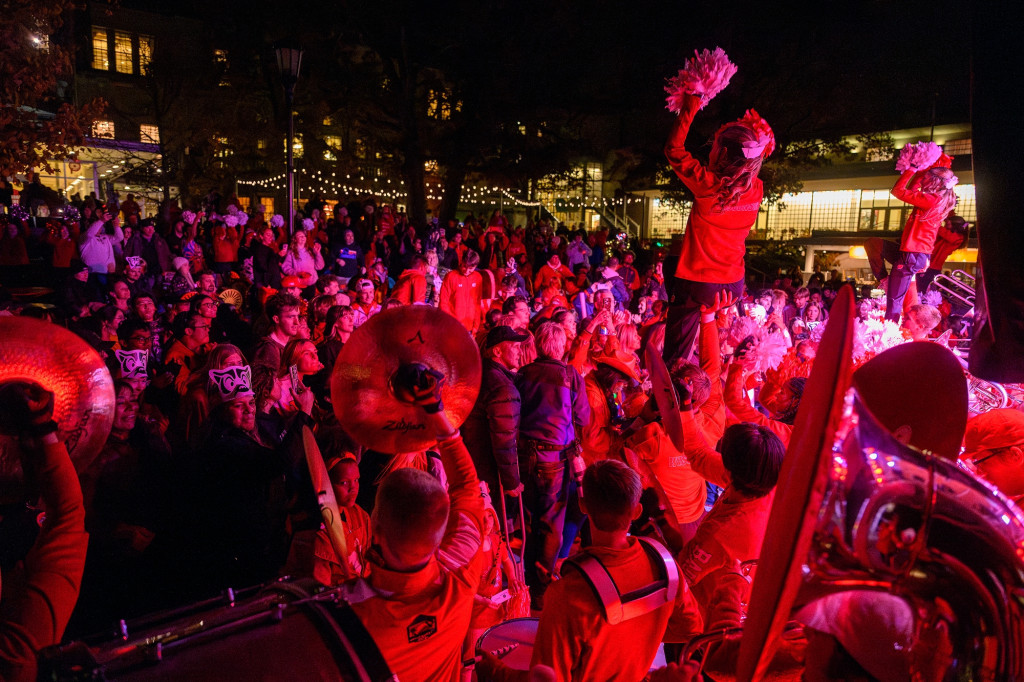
[477,617,539,672]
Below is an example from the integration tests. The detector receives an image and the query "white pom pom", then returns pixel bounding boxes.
[270,214,284,228]
[224,215,239,228]
[181,210,195,224]
[727,316,762,347]
[237,213,249,226]
[302,218,314,231]
[895,141,942,173]
[665,47,738,113]
[227,205,239,215]
[752,331,789,373]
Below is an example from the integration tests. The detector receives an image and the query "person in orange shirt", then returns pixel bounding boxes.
[533,254,573,293]
[312,455,371,584]
[676,406,785,621]
[334,375,486,682]
[392,254,429,305]
[440,250,484,332]
[477,460,703,681]
[0,383,88,682]
[722,339,802,447]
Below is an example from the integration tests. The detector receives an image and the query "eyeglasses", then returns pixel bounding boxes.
[191,324,212,331]
[129,335,153,343]
[970,447,1011,467]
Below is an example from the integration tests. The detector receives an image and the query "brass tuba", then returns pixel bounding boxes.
[729,288,1024,681]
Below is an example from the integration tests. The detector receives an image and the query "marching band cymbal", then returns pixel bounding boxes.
[0,316,116,501]
[331,306,482,454]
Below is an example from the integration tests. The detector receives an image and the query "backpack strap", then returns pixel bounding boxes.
[564,536,680,625]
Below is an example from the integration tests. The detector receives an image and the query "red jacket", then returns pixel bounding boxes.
[723,363,793,447]
[212,224,241,264]
[392,269,427,305]
[891,170,949,254]
[666,95,763,284]
[440,270,483,332]
[336,436,485,682]
[0,440,88,682]
[930,218,967,271]
[534,263,573,291]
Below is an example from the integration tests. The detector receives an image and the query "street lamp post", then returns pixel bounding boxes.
[275,42,303,235]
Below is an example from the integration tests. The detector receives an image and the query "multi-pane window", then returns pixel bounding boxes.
[138,35,153,74]
[91,27,153,76]
[92,120,115,139]
[114,31,134,74]
[284,135,304,159]
[323,135,342,161]
[92,27,109,70]
[944,138,972,156]
[140,125,160,144]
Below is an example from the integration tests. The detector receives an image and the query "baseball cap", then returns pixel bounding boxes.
[485,325,528,349]
[796,591,913,682]
[962,408,1024,460]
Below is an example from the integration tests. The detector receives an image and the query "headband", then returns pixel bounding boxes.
[126,256,145,269]
[732,109,776,159]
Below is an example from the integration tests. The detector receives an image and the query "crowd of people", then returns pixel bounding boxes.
[1,53,1019,682]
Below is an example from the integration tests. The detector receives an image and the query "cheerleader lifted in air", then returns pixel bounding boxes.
[661,48,776,365]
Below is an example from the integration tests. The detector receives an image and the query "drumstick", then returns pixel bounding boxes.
[462,642,520,668]
[302,426,352,578]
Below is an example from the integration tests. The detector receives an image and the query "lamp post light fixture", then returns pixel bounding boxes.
[275,42,303,235]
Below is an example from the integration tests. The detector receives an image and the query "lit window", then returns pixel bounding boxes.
[215,137,233,158]
[257,138,267,151]
[354,138,366,160]
[865,146,894,163]
[427,89,452,120]
[140,124,160,144]
[114,31,133,74]
[284,135,304,159]
[92,120,115,139]
[323,116,334,126]
[138,35,153,74]
[944,138,972,156]
[214,49,229,86]
[92,27,109,70]
[323,135,342,160]
[424,160,438,173]
[260,197,274,214]
[238,197,251,210]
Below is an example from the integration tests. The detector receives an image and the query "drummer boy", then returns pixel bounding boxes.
[312,454,371,584]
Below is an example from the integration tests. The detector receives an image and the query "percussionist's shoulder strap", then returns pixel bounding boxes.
[564,536,680,625]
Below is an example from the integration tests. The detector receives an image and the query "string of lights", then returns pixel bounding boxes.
[237,169,644,208]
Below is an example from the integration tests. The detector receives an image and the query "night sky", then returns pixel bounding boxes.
[121,0,971,139]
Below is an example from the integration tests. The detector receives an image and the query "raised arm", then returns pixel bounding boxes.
[665,94,717,194]
[891,170,942,210]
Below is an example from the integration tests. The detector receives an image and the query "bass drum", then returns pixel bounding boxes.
[39,579,393,682]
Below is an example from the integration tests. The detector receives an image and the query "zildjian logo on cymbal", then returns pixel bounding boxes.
[382,417,427,433]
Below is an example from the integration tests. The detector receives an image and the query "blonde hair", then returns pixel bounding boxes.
[534,321,567,360]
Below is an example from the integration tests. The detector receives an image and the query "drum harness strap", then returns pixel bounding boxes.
[563,536,680,625]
